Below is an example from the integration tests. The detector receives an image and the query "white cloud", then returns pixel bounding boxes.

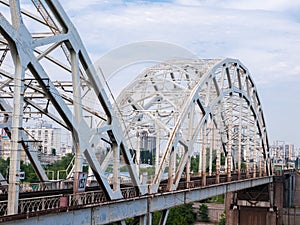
[62,0,123,11]
[59,0,300,146]
[174,0,300,12]
[216,0,300,11]
[62,1,300,84]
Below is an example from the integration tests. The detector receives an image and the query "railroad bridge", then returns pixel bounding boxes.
[0,1,294,225]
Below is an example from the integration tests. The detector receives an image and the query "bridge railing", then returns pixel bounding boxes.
[0,180,76,195]
[0,187,137,216]
[0,200,7,216]
[0,172,269,217]
[19,195,61,214]
[0,171,260,197]
[68,191,106,207]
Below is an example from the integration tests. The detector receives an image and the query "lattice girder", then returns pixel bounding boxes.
[1,2,271,222]
[115,58,270,193]
[0,0,147,216]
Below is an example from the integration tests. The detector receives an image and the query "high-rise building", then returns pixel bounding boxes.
[0,134,11,160]
[0,131,27,161]
[270,141,297,170]
[26,122,61,156]
[285,144,295,161]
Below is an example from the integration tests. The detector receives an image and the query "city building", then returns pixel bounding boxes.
[0,130,26,161]
[25,121,61,156]
[285,144,295,161]
[0,134,11,160]
[270,141,297,170]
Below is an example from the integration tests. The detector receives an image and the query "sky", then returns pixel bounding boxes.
[59,0,300,148]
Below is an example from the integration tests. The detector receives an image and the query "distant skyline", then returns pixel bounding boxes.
[61,0,300,147]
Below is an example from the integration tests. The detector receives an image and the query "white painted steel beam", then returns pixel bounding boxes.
[0,0,144,203]
[0,176,273,225]
[0,0,271,222]
[115,58,271,196]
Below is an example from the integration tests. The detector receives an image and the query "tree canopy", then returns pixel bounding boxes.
[0,153,74,182]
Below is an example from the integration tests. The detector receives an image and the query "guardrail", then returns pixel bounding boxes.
[0,172,269,217]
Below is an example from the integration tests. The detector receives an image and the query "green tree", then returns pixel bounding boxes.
[190,151,226,174]
[218,210,226,225]
[0,157,9,178]
[152,211,162,225]
[166,204,196,225]
[152,204,196,225]
[210,194,225,204]
[191,156,199,173]
[220,152,225,165]
[241,162,246,169]
[140,151,153,164]
[1,158,44,182]
[140,166,155,176]
[1,153,74,182]
[46,153,74,179]
[198,203,210,222]
[20,161,38,182]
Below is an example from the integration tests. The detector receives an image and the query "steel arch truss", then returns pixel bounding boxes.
[116,58,271,193]
[0,0,145,216]
[0,1,271,223]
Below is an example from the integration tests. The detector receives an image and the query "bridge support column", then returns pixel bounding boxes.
[259,147,262,177]
[224,176,286,225]
[155,123,160,176]
[216,145,220,184]
[7,9,26,213]
[237,97,242,180]
[263,156,267,176]
[266,210,277,225]
[158,209,169,225]
[209,139,213,176]
[139,213,152,225]
[113,144,120,191]
[274,176,283,224]
[186,156,191,188]
[8,67,24,215]
[265,182,277,225]
[225,190,278,225]
[253,126,257,178]
[209,122,214,176]
[71,50,83,194]
[167,147,176,191]
[198,146,202,175]
[136,131,141,177]
[201,123,207,186]
[225,192,238,225]
[226,148,232,182]
[245,105,250,179]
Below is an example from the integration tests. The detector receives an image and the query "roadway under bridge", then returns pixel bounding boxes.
[0,1,278,225]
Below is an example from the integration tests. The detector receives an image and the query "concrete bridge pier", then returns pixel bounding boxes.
[225,175,288,225]
[225,192,238,225]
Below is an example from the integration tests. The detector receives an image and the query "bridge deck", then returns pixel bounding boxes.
[0,175,273,225]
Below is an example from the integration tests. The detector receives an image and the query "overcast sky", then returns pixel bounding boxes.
[60,0,300,148]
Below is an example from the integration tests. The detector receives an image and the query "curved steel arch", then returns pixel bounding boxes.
[0,0,144,216]
[116,58,270,192]
[0,1,271,223]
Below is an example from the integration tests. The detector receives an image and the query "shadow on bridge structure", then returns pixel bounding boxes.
[0,1,289,225]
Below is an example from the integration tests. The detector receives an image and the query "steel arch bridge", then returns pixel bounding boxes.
[115,58,270,185]
[0,1,272,224]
